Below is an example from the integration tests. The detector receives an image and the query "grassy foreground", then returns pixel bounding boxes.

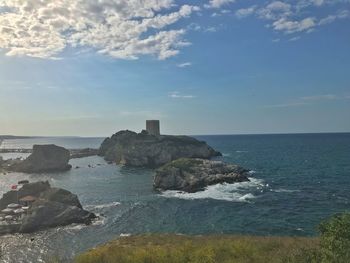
[73,234,318,263]
[72,212,350,263]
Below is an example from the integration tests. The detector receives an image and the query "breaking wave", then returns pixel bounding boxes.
[161,178,265,202]
[85,202,121,210]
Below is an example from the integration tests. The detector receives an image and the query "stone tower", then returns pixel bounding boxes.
[146,120,160,136]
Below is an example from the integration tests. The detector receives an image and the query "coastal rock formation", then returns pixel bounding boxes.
[99,130,221,168]
[154,158,250,193]
[9,144,72,173]
[70,148,99,159]
[0,181,95,234]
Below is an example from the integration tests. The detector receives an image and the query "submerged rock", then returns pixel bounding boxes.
[0,181,95,235]
[9,144,72,173]
[99,130,221,168]
[154,158,250,193]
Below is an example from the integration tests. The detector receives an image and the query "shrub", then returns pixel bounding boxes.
[318,212,350,263]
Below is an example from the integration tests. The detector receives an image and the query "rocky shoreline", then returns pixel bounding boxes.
[154,158,250,192]
[0,181,96,235]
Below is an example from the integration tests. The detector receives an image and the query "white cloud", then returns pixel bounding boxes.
[236,1,349,36]
[0,1,199,60]
[235,6,257,18]
[319,10,349,25]
[258,1,292,20]
[177,62,192,68]
[272,17,316,34]
[205,0,235,9]
[289,36,301,41]
[169,91,195,99]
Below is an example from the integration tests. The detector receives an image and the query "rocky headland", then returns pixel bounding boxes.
[154,158,250,193]
[0,181,95,235]
[99,130,221,168]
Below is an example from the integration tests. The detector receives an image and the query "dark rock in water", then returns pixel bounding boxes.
[99,130,221,168]
[154,158,250,193]
[70,148,99,159]
[9,144,72,173]
[0,181,95,235]
[39,188,82,209]
[19,200,95,233]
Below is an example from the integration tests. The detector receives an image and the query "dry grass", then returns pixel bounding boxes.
[74,234,319,263]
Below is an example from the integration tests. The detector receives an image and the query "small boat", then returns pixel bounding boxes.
[1,208,14,214]
[7,203,21,209]
[14,208,25,214]
[4,215,13,220]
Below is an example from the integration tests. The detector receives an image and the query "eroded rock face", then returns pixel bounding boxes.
[154,158,250,193]
[99,130,221,168]
[0,181,95,235]
[9,144,72,173]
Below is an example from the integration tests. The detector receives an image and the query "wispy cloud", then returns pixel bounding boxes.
[169,91,196,99]
[263,102,310,108]
[264,93,348,108]
[235,6,257,19]
[177,62,192,68]
[234,1,350,37]
[301,94,338,101]
[205,0,235,9]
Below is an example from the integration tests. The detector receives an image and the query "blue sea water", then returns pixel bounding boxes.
[0,133,349,262]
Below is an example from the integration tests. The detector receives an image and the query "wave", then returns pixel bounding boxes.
[160,178,265,202]
[272,188,300,193]
[85,202,121,210]
[236,150,248,153]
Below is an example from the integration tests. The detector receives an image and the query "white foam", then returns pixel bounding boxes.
[161,178,265,202]
[222,153,231,157]
[85,202,121,210]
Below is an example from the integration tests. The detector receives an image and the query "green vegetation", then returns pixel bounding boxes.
[160,158,203,172]
[318,212,350,262]
[73,212,350,263]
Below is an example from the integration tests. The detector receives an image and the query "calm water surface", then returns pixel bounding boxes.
[0,133,349,262]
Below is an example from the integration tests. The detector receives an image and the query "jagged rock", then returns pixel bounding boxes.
[99,130,221,168]
[9,144,72,173]
[19,200,95,233]
[0,181,95,235]
[154,158,250,193]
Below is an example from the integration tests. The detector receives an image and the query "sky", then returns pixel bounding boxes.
[0,0,349,136]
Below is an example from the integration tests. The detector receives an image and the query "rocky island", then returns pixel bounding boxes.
[3,144,72,173]
[99,130,221,168]
[154,158,250,192]
[0,181,95,235]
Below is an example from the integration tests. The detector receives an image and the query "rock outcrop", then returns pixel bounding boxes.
[9,144,72,173]
[154,158,250,193]
[0,181,95,234]
[99,130,221,168]
[70,148,99,159]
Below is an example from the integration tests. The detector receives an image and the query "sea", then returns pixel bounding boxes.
[0,133,349,262]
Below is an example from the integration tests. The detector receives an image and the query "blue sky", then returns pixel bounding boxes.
[0,0,349,136]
